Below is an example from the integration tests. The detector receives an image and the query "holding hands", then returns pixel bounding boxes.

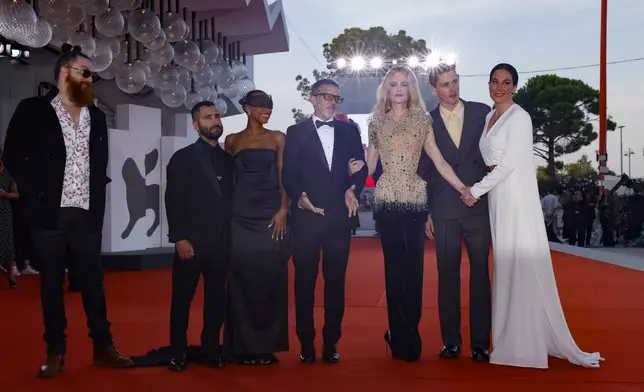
[460,187,478,207]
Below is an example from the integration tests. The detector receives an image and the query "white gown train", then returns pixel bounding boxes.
[470,104,603,369]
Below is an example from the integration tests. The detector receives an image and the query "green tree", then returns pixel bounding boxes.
[292,27,429,122]
[514,74,616,178]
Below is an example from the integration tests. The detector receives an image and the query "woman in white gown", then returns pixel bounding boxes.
[467,63,604,369]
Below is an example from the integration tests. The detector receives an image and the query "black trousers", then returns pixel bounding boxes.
[169,246,228,356]
[292,213,351,348]
[377,213,426,361]
[31,207,112,355]
[434,214,491,350]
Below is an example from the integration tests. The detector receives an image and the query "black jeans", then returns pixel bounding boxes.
[32,207,112,355]
[377,213,426,361]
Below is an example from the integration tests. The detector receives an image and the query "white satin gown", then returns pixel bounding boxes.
[469,103,603,369]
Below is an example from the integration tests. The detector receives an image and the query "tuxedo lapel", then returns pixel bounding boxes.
[193,143,222,198]
[307,118,331,171]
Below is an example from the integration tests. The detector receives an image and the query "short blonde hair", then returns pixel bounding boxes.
[428,63,457,87]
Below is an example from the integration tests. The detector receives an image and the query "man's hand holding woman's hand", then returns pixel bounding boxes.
[460,187,478,207]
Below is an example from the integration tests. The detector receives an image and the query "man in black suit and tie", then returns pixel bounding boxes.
[283,79,367,364]
[417,63,492,362]
[164,101,234,371]
[2,44,133,377]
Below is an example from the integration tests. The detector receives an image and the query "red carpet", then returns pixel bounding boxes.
[1,238,643,391]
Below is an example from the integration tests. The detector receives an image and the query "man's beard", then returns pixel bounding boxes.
[199,124,223,140]
[66,75,94,107]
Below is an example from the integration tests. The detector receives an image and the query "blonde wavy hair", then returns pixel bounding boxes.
[371,66,427,114]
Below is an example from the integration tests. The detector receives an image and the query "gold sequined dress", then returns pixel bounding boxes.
[368,109,431,219]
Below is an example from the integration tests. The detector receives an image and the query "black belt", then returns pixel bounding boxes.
[488,165,496,172]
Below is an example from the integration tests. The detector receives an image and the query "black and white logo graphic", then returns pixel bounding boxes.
[121,149,160,239]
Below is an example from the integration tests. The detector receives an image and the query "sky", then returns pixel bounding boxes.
[221,0,644,178]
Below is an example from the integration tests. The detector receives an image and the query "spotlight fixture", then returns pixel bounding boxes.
[0,38,31,65]
[332,51,458,76]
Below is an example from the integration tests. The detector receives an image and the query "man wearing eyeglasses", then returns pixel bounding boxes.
[2,44,133,378]
[282,79,368,364]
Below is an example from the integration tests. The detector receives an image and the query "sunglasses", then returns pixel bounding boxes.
[313,93,344,103]
[67,66,93,79]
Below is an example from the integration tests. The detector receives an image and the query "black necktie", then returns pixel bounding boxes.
[315,120,335,128]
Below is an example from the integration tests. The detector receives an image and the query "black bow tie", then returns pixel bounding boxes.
[315,119,335,128]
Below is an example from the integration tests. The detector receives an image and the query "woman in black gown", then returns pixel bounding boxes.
[223,90,291,365]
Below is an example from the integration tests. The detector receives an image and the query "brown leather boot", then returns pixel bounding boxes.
[37,354,65,378]
[93,345,134,368]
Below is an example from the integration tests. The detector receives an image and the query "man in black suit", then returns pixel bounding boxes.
[2,44,133,378]
[283,79,367,364]
[417,63,492,362]
[164,101,234,371]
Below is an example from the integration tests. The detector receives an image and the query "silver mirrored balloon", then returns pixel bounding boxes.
[150,42,174,66]
[95,7,125,37]
[128,8,161,44]
[116,62,147,94]
[173,40,201,69]
[90,38,113,72]
[19,18,53,48]
[68,32,96,56]
[0,0,37,42]
[155,66,179,91]
[214,96,228,116]
[61,6,86,28]
[84,0,109,16]
[161,85,187,108]
[184,91,203,110]
[162,12,186,42]
[211,59,234,88]
[145,29,166,51]
[39,0,71,22]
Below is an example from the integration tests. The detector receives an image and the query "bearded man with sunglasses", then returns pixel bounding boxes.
[2,44,133,378]
[283,79,368,364]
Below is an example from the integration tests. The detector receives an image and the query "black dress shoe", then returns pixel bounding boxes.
[204,354,226,368]
[322,345,340,364]
[168,354,187,371]
[471,348,490,362]
[439,345,461,359]
[299,345,316,364]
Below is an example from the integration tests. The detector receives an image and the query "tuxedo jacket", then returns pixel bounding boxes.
[164,139,234,255]
[282,117,367,227]
[2,88,110,231]
[417,100,491,220]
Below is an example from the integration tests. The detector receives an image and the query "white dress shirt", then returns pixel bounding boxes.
[312,115,334,170]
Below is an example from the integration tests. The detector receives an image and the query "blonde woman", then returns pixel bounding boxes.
[366,66,474,361]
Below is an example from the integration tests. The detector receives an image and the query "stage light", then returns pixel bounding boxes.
[351,56,365,70]
[408,56,420,67]
[443,54,457,65]
[424,53,441,69]
[336,58,347,68]
[370,57,383,68]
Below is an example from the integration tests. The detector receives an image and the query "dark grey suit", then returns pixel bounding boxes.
[417,100,492,351]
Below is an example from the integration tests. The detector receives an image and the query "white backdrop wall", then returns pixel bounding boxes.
[103,104,197,252]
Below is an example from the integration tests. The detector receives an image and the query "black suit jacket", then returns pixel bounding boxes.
[164,139,234,255]
[2,88,110,231]
[283,117,367,226]
[417,100,491,220]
